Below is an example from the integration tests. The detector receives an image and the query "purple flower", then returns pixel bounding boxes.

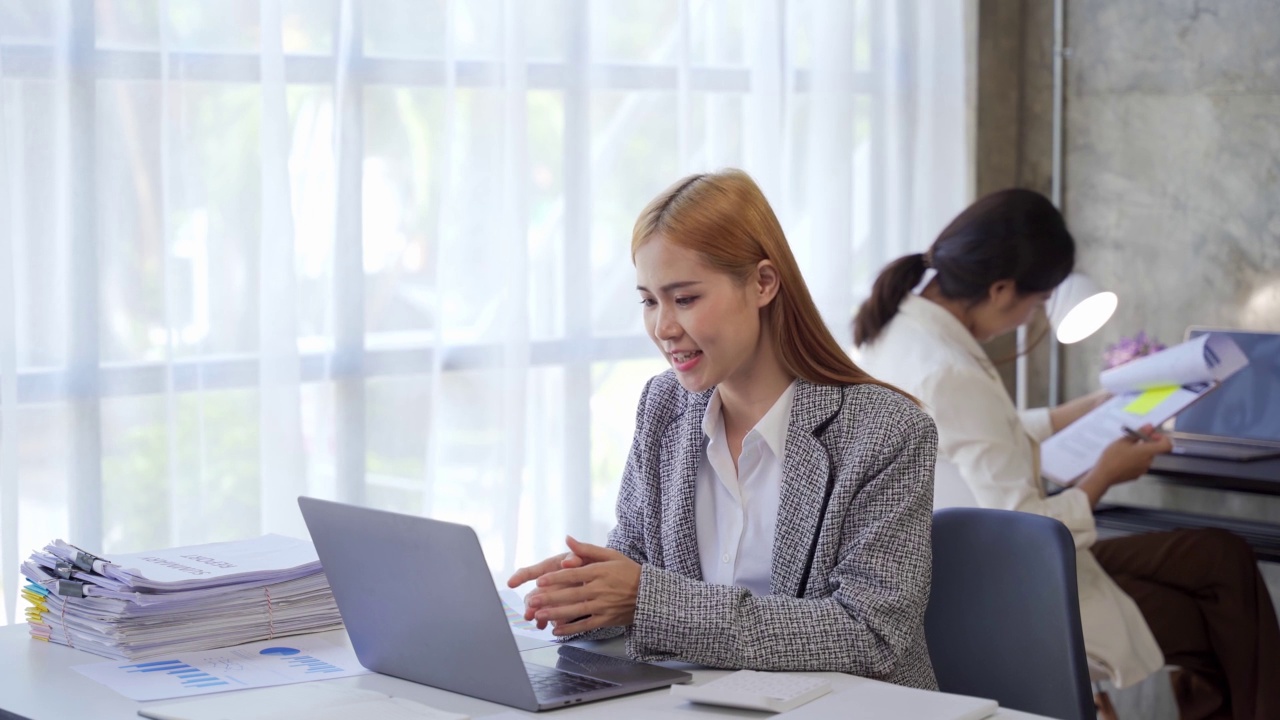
[1103,331,1167,370]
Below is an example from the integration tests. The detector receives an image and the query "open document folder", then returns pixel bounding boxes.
[1040,333,1248,485]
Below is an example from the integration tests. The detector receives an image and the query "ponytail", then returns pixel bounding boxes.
[852,253,927,346]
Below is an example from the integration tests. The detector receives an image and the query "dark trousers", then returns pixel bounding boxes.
[1093,529,1280,720]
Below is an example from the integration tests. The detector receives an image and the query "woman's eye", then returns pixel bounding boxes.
[674,296,697,307]
[639,298,656,308]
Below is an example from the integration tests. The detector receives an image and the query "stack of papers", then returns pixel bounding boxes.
[20,534,344,660]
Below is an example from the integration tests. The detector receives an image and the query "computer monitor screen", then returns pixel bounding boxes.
[1178,329,1280,442]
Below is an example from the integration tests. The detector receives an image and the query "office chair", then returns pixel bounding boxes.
[926,507,1095,720]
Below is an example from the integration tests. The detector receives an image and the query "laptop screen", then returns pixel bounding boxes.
[1178,329,1280,442]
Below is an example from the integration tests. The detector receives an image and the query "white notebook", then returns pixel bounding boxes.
[137,683,469,720]
[775,678,997,720]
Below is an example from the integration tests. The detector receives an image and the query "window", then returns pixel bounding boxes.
[0,0,970,624]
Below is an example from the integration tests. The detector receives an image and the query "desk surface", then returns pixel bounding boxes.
[0,624,1051,720]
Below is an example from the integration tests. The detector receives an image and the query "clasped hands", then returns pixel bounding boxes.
[506,536,641,637]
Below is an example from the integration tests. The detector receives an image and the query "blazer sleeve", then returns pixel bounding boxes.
[623,403,938,680]
[926,365,1097,549]
[604,376,654,566]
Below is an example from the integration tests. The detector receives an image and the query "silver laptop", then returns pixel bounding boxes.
[297,496,691,712]
[1168,328,1280,461]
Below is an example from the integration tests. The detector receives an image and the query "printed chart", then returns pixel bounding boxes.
[73,634,370,701]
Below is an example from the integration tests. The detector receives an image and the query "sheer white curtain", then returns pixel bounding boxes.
[0,0,970,625]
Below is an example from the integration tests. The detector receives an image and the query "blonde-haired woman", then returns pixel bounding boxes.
[508,169,940,688]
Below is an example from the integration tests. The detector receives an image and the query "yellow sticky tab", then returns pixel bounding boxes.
[1123,386,1179,415]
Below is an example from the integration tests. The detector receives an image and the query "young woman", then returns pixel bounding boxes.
[507,169,939,688]
[855,188,1280,719]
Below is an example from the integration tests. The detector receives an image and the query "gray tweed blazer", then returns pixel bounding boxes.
[603,371,938,690]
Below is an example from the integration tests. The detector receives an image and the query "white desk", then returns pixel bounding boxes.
[0,624,1053,719]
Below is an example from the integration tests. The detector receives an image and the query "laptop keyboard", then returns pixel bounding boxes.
[526,663,619,700]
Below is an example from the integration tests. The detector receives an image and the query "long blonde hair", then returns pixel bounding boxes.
[631,169,908,396]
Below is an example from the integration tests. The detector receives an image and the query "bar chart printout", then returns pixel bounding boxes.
[121,659,230,689]
[71,634,370,701]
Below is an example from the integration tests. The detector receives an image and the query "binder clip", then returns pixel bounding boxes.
[54,580,86,598]
[54,562,75,580]
[72,548,103,574]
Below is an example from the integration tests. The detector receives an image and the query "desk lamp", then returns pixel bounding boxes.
[1047,272,1117,344]
[1017,271,1118,409]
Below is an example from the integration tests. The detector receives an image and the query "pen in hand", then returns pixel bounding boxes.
[1121,425,1157,442]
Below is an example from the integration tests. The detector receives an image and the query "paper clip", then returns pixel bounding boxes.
[54,562,75,580]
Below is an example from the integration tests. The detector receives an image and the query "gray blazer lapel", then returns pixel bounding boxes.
[660,388,710,581]
[771,380,842,597]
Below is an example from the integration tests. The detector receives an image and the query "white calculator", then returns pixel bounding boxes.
[670,669,832,713]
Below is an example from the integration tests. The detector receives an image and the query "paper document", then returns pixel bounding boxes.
[1040,333,1248,485]
[137,684,468,720]
[36,533,322,593]
[73,634,369,701]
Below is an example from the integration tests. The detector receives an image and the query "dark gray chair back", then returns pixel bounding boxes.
[926,507,1094,720]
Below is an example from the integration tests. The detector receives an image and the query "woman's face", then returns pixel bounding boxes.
[973,281,1053,342]
[634,235,767,394]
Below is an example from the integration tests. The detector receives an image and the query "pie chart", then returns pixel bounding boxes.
[258,647,301,656]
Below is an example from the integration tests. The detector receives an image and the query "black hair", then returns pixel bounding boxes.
[853,188,1075,346]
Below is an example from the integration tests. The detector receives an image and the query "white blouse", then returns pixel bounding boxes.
[694,381,797,596]
[857,294,1163,688]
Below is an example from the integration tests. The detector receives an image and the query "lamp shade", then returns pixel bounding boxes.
[1046,272,1117,344]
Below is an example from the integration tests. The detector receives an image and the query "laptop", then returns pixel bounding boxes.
[1168,328,1280,461]
[297,496,691,712]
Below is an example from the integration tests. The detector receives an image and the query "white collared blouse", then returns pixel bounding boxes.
[695,381,797,596]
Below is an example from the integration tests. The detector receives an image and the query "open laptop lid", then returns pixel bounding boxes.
[297,496,540,710]
[1176,328,1280,445]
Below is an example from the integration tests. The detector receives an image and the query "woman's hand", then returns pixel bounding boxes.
[508,550,585,622]
[1077,423,1173,507]
[522,536,641,636]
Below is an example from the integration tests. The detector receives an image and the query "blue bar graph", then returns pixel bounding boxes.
[116,658,230,692]
[122,660,185,669]
[124,661,191,674]
[279,653,341,674]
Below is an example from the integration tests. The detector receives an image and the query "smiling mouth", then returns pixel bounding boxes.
[670,350,702,363]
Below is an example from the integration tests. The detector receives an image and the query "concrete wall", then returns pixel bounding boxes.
[1062,1,1280,399]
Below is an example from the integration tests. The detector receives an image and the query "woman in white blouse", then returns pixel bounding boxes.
[855,188,1280,720]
